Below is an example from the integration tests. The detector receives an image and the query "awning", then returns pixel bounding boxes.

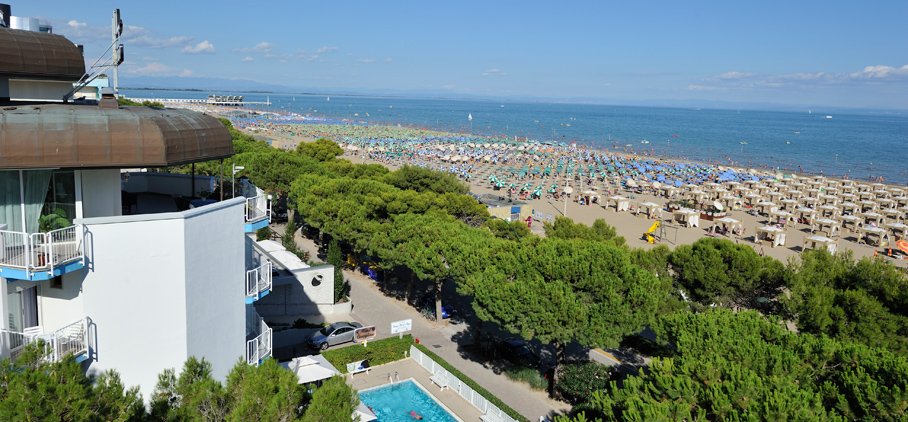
[0,104,233,169]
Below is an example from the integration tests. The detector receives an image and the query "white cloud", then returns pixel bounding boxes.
[315,46,338,54]
[126,62,172,75]
[850,64,908,80]
[482,68,507,77]
[718,71,753,80]
[692,64,908,92]
[67,20,87,29]
[241,56,254,63]
[384,58,393,63]
[236,42,273,54]
[122,25,193,49]
[178,69,194,77]
[357,58,377,64]
[182,40,215,54]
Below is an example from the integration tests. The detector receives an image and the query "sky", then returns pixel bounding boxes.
[14,1,908,109]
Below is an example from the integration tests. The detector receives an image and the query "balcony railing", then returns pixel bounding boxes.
[245,261,272,302]
[0,225,84,279]
[246,322,272,366]
[244,195,271,224]
[1,318,89,363]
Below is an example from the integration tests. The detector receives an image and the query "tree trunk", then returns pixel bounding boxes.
[473,319,484,347]
[435,280,444,325]
[406,271,415,305]
[549,341,566,398]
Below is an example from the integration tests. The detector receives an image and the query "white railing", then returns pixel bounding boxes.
[1,318,88,363]
[410,345,518,422]
[0,224,83,278]
[244,195,271,223]
[245,324,273,366]
[246,261,273,299]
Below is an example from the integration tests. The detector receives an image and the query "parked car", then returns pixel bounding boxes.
[500,337,538,367]
[306,322,363,350]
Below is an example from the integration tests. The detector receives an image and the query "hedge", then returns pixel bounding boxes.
[413,343,528,422]
[322,335,413,373]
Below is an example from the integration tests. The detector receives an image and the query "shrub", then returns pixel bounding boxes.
[322,335,413,373]
[502,366,547,391]
[556,361,612,405]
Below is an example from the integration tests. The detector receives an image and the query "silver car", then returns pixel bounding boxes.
[306,322,363,350]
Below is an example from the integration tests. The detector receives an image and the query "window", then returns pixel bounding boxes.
[50,275,63,289]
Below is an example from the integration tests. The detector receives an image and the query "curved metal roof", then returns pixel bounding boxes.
[0,27,85,80]
[0,105,234,169]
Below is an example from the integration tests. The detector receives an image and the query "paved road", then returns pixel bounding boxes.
[292,228,570,420]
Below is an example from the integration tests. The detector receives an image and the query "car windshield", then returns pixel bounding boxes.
[318,327,332,336]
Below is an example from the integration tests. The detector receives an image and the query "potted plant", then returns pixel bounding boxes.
[36,208,71,267]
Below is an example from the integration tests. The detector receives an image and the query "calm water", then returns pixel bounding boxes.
[124,89,908,184]
[359,380,458,422]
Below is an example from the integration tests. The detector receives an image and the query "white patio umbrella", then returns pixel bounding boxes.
[283,355,340,384]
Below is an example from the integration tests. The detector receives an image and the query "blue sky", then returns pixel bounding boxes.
[17,1,908,109]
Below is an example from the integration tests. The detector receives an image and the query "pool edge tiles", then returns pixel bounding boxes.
[359,378,463,422]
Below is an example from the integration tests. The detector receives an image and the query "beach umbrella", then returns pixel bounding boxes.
[898,240,908,255]
[563,186,574,195]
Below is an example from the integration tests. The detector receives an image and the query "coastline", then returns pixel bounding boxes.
[177,103,907,267]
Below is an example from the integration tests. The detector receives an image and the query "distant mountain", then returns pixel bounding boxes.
[120,75,297,93]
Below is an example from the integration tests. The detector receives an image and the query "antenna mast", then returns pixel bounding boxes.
[111,8,123,97]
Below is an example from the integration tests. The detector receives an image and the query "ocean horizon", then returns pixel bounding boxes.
[123,89,908,185]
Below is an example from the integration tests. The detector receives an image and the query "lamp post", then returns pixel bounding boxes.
[232,164,244,198]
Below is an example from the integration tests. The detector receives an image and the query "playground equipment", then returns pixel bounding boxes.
[643,220,661,244]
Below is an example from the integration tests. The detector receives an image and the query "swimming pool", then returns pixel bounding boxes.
[359,379,459,422]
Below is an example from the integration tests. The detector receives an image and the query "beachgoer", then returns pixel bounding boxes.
[410,410,423,420]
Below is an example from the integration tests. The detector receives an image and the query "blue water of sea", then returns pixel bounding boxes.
[123,89,908,184]
[359,380,458,422]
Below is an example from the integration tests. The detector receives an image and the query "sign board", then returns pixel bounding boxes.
[390,319,412,335]
[353,326,377,343]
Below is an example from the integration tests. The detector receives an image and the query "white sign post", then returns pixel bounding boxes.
[390,319,412,339]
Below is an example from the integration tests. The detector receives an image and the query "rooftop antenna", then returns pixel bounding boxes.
[63,8,123,102]
[112,8,123,96]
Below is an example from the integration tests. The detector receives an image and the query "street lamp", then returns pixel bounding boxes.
[232,164,244,198]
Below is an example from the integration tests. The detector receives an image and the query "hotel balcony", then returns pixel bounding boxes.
[246,318,272,366]
[244,194,271,233]
[0,317,91,363]
[245,261,273,304]
[0,224,84,281]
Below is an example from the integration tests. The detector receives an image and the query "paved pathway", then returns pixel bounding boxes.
[292,230,570,420]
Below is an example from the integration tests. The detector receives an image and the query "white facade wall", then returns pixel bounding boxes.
[9,79,72,102]
[80,169,122,218]
[254,265,336,318]
[183,200,245,383]
[77,197,246,400]
[35,274,85,333]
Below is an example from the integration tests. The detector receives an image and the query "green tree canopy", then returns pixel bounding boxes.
[383,165,470,195]
[543,217,625,247]
[669,237,784,308]
[785,249,908,355]
[296,138,344,161]
[301,376,359,422]
[562,309,908,421]
[0,343,144,421]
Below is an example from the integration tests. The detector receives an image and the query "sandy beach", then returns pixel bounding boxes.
[178,103,908,268]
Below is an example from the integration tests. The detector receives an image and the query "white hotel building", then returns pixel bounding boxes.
[0,15,335,400]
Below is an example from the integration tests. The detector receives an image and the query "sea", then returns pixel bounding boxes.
[122,89,908,185]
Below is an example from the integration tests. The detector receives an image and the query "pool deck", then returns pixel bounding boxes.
[348,359,484,422]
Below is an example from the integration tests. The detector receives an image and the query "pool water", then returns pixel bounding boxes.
[359,379,459,422]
